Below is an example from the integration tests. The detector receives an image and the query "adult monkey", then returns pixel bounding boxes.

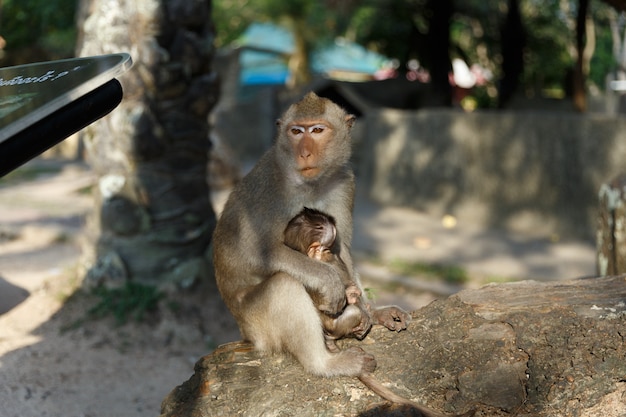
[213,93,470,416]
[214,92,408,377]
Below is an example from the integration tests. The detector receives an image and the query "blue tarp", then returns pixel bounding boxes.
[239,50,290,85]
[311,39,385,75]
[237,23,387,85]
[238,23,292,85]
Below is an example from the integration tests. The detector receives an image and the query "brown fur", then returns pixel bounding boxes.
[284,208,368,345]
[212,92,465,416]
[214,92,371,377]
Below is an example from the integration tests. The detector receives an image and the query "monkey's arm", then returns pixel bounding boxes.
[323,221,409,333]
[332,221,410,333]
[267,243,348,314]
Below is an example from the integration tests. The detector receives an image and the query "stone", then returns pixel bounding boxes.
[160,275,626,417]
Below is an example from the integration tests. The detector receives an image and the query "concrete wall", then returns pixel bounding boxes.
[355,109,626,240]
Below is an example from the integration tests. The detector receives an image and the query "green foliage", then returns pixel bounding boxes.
[214,0,337,48]
[0,164,62,185]
[257,0,314,20]
[589,4,617,89]
[214,0,619,100]
[213,0,260,47]
[388,259,469,284]
[87,282,164,326]
[363,287,377,302]
[348,1,426,62]
[2,0,77,54]
[521,0,573,93]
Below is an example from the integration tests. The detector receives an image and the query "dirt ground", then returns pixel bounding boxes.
[0,160,241,417]
[0,159,597,417]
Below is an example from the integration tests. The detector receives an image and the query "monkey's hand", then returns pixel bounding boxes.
[306,242,325,261]
[344,281,361,305]
[371,306,411,332]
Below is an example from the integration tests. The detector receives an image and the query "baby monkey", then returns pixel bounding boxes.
[285,208,473,417]
[284,208,369,347]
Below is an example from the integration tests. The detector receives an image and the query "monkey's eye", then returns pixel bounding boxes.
[290,126,305,136]
[309,124,326,134]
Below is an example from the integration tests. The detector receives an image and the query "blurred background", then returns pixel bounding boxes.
[2,1,626,415]
[5,0,626,109]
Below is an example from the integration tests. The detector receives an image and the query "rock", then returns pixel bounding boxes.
[160,275,626,417]
[83,250,128,289]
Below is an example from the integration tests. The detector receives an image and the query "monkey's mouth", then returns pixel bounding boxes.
[300,167,319,177]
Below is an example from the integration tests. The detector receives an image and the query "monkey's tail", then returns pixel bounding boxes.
[357,373,475,417]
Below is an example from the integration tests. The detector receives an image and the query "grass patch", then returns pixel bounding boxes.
[387,259,469,284]
[1,164,61,185]
[86,282,165,326]
[479,275,518,285]
[76,184,93,195]
[363,287,378,302]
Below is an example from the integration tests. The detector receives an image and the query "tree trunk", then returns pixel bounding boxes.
[77,0,218,288]
[160,275,626,417]
[286,17,312,89]
[573,0,589,112]
[498,0,525,108]
[426,0,453,107]
[597,174,626,275]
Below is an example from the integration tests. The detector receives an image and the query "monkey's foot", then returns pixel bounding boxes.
[330,346,376,374]
[372,306,411,332]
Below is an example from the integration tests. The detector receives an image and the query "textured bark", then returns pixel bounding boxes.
[77,0,218,287]
[597,174,626,275]
[160,276,626,417]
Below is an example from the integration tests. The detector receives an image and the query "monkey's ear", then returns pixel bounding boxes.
[345,115,356,129]
[276,119,283,126]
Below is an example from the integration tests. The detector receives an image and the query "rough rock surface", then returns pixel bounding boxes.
[160,275,626,417]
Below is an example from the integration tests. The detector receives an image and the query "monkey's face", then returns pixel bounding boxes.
[286,121,335,179]
[277,92,354,182]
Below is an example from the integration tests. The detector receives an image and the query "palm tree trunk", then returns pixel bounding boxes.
[77,0,218,288]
